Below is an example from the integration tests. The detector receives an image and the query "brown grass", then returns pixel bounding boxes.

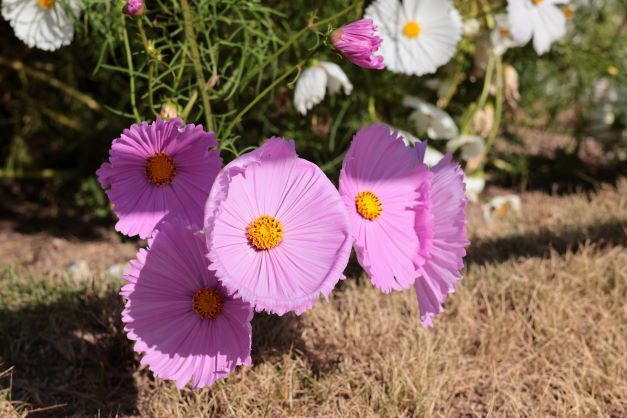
[1,179,625,417]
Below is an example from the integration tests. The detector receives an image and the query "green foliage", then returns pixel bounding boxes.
[0,0,625,214]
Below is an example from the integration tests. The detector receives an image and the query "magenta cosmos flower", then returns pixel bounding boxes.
[97,118,221,239]
[331,18,384,70]
[124,0,144,17]
[339,125,431,293]
[204,138,352,315]
[121,218,253,389]
[414,145,469,328]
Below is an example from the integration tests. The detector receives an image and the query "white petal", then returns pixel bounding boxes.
[293,66,327,115]
[318,62,353,95]
[508,0,534,44]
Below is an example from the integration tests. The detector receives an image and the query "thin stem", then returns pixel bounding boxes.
[180,0,213,130]
[225,45,324,139]
[242,2,361,86]
[483,55,504,160]
[121,15,141,122]
[460,54,495,134]
[0,56,103,112]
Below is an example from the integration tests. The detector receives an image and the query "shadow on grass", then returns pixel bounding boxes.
[0,289,139,417]
[468,219,626,266]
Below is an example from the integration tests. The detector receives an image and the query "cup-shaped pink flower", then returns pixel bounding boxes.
[97,118,221,239]
[121,218,253,389]
[339,125,431,293]
[204,138,352,315]
[331,19,384,70]
[413,145,469,327]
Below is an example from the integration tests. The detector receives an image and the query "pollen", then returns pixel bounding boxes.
[247,215,284,250]
[532,0,544,5]
[355,191,383,221]
[192,288,224,320]
[145,152,176,185]
[403,21,422,39]
[37,0,54,9]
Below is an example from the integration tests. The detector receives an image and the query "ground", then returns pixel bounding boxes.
[0,179,625,417]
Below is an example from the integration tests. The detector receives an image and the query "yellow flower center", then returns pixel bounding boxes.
[247,215,284,250]
[563,7,574,20]
[497,205,508,217]
[499,27,511,38]
[37,0,54,9]
[403,21,422,39]
[355,191,383,221]
[532,0,544,5]
[145,152,176,185]
[192,288,224,320]
[608,66,619,76]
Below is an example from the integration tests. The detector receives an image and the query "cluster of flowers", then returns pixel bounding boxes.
[97,119,469,388]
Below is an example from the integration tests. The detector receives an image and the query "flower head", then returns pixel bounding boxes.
[339,125,431,293]
[293,61,353,115]
[121,218,253,389]
[365,0,462,76]
[97,118,221,239]
[124,0,144,17]
[204,138,352,315]
[482,194,522,222]
[331,19,384,70]
[2,0,81,51]
[507,0,568,55]
[491,13,525,56]
[414,152,469,327]
[403,96,459,140]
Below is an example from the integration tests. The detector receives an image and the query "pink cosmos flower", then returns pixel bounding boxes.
[124,0,144,17]
[121,218,253,389]
[339,125,431,293]
[331,19,384,70]
[97,118,221,239]
[204,138,352,315]
[414,144,469,328]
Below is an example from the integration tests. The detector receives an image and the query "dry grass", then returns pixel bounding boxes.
[0,179,625,417]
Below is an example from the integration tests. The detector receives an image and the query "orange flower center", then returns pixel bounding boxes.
[145,152,176,185]
[499,27,511,38]
[355,191,382,221]
[532,0,544,5]
[37,0,54,9]
[192,288,224,320]
[247,215,284,250]
[563,7,574,20]
[403,21,422,39]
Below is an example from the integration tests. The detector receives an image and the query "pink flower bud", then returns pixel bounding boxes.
[331,19,384,70]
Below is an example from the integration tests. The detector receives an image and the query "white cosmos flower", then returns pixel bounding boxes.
[507,0,569,56]
[365,0,462,76]
[293,61,352,115]
[446,135,485,161]
[464,175,485,203]
[491,14,525,56]
[2,0,81,51]
[482,194,522,222]
[403,96,459,140]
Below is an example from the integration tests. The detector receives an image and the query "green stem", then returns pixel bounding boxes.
[483,55,504,160]
[180,0,213,130]
[242,2,361,86]
[460,54,495,134]
[225,45,324,139]
[121,15,141,122]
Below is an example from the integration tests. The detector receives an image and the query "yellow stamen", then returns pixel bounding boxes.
[499,27,511,38]
[247,215,284,250]
[532,0,544,5]
[497,205,508,217]
[192,288,224,320]
[355,191,383,221]
[563,7,574,20]
[608,66,619,76]
[37,0,54,9]
[145,152,176,185]
[403,21,422,39]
